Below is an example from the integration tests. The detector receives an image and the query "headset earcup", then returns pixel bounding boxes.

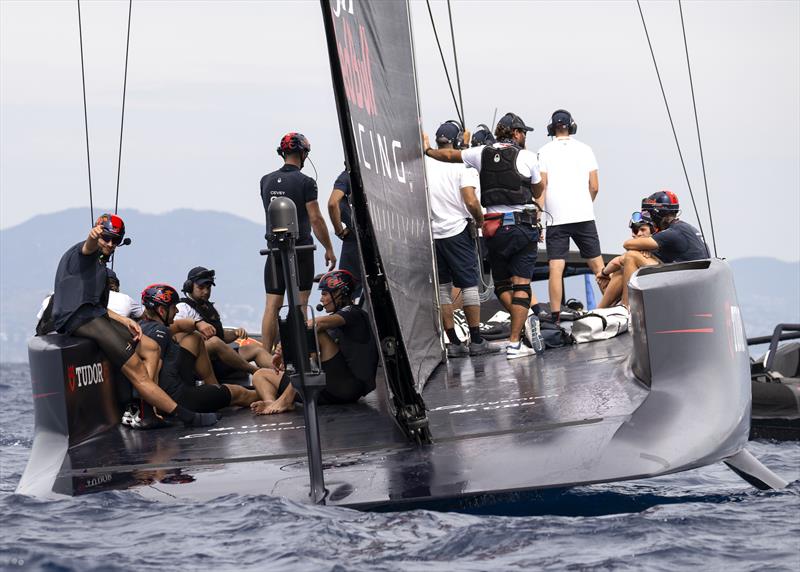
[547,123,554,137]
[183,280,192,294]
[570,121,577,135]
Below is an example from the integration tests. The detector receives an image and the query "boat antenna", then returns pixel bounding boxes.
[679,0,718,257]
[77,0,94,225]
[424,0,463,126]
[636,0,708,250]
[446,0,465,127]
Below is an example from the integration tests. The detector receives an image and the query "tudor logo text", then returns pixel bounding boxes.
[67,362,105,392]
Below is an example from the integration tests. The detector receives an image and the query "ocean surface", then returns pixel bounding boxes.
[0,362,798,571]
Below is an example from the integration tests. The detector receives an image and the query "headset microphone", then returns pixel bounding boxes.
[120,238,132,246]
[316,303,324,312]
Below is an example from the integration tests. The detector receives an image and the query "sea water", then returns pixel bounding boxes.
[0,363,798,571]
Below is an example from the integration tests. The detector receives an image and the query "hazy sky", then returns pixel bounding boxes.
[2,0,798,261]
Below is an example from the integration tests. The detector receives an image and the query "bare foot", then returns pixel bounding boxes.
[260,398,295,415]
[250,400,273,414]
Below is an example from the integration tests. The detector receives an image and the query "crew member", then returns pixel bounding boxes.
[538,109,604,322]
[470,123,495,147]
[251,270,378,414]
[424,112,545,360]
[140,283,262,414]
[327,169,362,283]
[175,266,272,377]
[50,214,216,428]
[260,132,336,355]
[596,211,655,308]
[620,190,710,306]
[106,268,144,319]
[426,120,495,357]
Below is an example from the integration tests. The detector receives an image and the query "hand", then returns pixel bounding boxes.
[195,320,216,340]
[595,272,610,292]
[325,248,337,271]
[88,224,104,242]
[337,227,351,240]
[272,346,284,373]
[125,318,142,341]
[233,327,247,340]
[463,129,471,146]
[422,133,431,153]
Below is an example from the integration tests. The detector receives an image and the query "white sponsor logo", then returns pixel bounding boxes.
[75,362,104,388]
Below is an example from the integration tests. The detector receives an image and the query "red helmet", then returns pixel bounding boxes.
[141,284,179,310]
[95,213,126,244]
[318,270,357,299]
[641,190,680,219]
[277,132,311,157]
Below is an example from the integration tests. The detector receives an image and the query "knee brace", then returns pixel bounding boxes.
[494,279,512,300]
[461,285,480,308]
[438,282,454,306]
[511,283,532,308]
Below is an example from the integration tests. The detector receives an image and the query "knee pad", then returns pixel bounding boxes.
[494,279,512,299]
[438,282,454,306]
[461,285,480,308]
[511,284,532,308]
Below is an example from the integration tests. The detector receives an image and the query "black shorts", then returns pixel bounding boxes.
[73,314,137,368]
[277,352,366,405]
[546,220,602,260]
[264,249,315,295]
[487,224,539,282]
[177,383,232,413]
[435,225,480,288]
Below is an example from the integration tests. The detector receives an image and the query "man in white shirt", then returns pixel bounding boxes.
[106,269,144,319]
[426,120,496,358]
[424,112,545,360]
[538,109,604,322]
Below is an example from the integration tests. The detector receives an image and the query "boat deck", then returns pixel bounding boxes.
[58,334,649,506]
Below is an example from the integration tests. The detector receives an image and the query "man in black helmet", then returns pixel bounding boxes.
[260,132,336,356]
[424,113,546,360]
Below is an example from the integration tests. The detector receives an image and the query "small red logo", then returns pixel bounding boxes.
[67,365,76,392]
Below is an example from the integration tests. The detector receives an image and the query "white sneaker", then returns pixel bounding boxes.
[506,341,537,360]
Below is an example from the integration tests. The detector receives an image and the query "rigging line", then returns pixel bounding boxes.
[678,0,717,257]
[635,0,708,247]
[77,0,94,225]
[424,0,463,126]
[446,0,465,128]
[114,0,133,217]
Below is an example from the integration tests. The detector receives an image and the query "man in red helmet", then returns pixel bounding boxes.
[251,270,378,415]
[50,215,217,428]
[619,191,710,306]
[260,132,336,356]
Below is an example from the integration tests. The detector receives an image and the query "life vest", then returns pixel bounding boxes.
[479,145,533,208]
[180,296,224,338]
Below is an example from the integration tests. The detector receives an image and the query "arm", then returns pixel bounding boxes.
[531,180,545,201]
[327,188,349,238]
[422,134,463,163]
[82,224,104,255]
[222,327,247,343]
[623,236,660,251]
[308,200,337,271]
[460,186,483,226]
[589,170,599,201]
[108,308,142,341]
[313,313,346,333]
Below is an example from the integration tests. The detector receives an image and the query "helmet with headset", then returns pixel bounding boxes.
[95,213,126,245]
[471,123,495,147]
[641,190,680,221]
[547,109,577,136]
[435,120,466,149]
[318,270,357,306]
[141,283,179,310]
[277,132,311,157]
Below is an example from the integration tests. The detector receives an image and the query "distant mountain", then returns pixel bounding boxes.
[1,209,798,362]
[0,208,330,362]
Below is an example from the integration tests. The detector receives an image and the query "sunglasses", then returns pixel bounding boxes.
[101,232,123,246]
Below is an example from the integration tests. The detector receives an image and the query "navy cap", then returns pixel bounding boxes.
[187,266,216,286]
[551,110,572,127]
[497,112,533,132]
[435,121,462,144]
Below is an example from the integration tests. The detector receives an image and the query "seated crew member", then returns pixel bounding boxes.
[426,119,496,357]
[140,284,261,414]
[327,169,363,285]
[620,190,710,306]
[596,211,655,308]
[50,214,216,428]
[424,112,546,360]
[175,266,271,376]
[538,109,604,322]
[251,270,378,415]
[260,132,336,355]
[106,268,144,319]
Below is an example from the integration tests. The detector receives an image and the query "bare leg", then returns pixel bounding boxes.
[548,259,566,314]
[586,255,605,276]
[622,251,659,306]
[507,276,531,344]
[317,330,339,361]
[224,384,258,407]
[463,304,481,328]
[120,354,178,414]
[261,293,283,354]
[441,303,455,331]
[137,335,161,382]
[238,344,272,368]
[251,369,295,415]
[205,336,258,375]
[179,332,219,385]
[598,273,624,308]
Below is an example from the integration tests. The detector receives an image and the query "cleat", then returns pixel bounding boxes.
[506,341,537,360]
[469,339,500,356]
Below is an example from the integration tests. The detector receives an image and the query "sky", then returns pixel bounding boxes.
[1,0,798,261]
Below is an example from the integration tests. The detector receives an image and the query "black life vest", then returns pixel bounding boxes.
[479,145,533,208]
[180,296,224,339]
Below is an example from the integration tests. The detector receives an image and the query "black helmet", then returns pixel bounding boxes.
[471,124,495,147]
[277,132,311,157]
[642,190,680,220]
[95,213,126,245]
[141,284,179,310]
[318,270,357,299]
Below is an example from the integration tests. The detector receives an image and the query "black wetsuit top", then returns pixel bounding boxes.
[179,296,224,339]
[51,242,110,334]
[260,164,318,246]
[333,170,352,229]
[652,220,709,263]
[327,304,378,393]
[140,319,185,399]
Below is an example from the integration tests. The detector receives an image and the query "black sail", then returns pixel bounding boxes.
[321,0,440,438]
